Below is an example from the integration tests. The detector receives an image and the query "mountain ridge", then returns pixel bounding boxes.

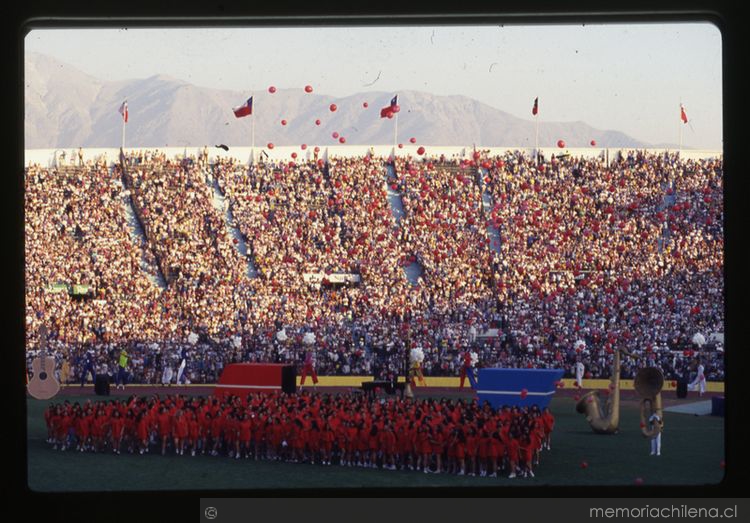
[25,52,661,149]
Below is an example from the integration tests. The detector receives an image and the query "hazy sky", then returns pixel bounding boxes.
[25,23,723,149]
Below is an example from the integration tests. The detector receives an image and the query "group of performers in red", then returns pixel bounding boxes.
[44,391,555,478]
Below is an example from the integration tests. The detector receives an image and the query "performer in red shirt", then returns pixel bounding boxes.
[188,411,201,456]
[308,421,322,464]
[380,422,397,470]
[109,410,125,454]
[321,420,336,465]
[136,411,150,454]
[50,405,63,450]
[458,351,477,390]
[367,425,380,468]
[507,430,521,478]
[542,407,555,450]
[210,412,224,456]
[224,412,239,459]
[173,410,190,456]
[451,427,467,475]
[252,415,266,460]
[239,413,252,459]
[44,405,55,444]
[93,409,110,453]
[300,351,318,387]
[417,424,432,473]
[199,412,212,456]
[157,407,172,455]
[357,421,370,467]
[431,424,447,474]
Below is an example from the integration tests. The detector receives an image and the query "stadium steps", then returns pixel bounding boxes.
[119,154,172,287]
[206,168,259,279]
[477,166,503,256]
[115,164,168,289]
[384,162,423,286]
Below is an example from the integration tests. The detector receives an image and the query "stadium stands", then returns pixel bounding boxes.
[24,149,724,384]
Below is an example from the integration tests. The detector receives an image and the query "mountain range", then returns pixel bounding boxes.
[25,52,654,149]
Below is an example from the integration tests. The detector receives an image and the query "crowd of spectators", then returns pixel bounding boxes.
[25,148,724,384]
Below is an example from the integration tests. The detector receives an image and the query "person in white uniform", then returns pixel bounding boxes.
[689,359,706,396]
[575,360,585,388]
[162,357,174,386]
[648,407,663,456]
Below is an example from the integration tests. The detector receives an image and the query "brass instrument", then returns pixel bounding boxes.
[634,367,664,438]
[576,347,626,434]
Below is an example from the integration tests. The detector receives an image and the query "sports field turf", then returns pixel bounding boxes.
[26,393,724,491]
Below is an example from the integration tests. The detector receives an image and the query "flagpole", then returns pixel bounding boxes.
[678,100,683,153]
[121,102,126,151]
[394,111,399,149]
[534,114,539,165]
[252,93,256,165]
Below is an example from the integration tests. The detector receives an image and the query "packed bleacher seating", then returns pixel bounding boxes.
[24,149,724,385]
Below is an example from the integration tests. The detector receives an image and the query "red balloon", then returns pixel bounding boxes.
[268,86,276,94]
[332,132,339,139]
[315,119,321,126]
[634,478,644,486]
[301,144,307,150]
[520,388,528,399]
[363,102,369,108]
[267,143,274,149]
[291,152,297,159]
[317,159,324,166]
[339,136,346,144]
[410,137,417,144]
[304,85,313,93]
[590,139,597,146]
[720,460,726,469]
[580,461,588,469]
[314,146,320,153]
[329,104,337,112]
[557,139,566,148]
[417,146,425,155]
[281,119,287,126]
[398,143,404,149]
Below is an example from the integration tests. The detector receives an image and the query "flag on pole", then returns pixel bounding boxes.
[380,95,399,118]
[118,101,128,123]
[532,97,538,116]
[233,96,253,118]
[680,104,688,124]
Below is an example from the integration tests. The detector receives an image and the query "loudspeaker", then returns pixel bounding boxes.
[95,375,110,396]
[676,379,688,399]
[281,365,297,394]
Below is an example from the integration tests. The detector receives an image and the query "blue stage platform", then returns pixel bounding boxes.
[474,368,564,409]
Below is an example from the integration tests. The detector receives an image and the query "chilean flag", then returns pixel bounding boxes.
[532,97,538,116]
[233,96,253,118]
[118,101,128,123]
[380,95,399,118]
[680,104,688,124]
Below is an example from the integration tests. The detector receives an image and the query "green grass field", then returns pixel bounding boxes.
[26,394,724,491]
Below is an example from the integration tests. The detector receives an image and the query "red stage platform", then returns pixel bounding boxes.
[215,363,296,397]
